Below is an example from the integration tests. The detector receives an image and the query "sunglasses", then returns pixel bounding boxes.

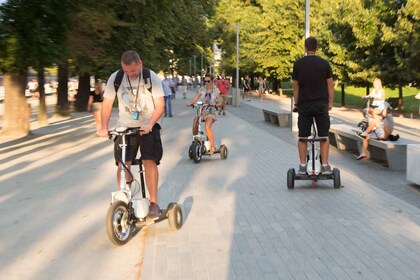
[204,80,212,83]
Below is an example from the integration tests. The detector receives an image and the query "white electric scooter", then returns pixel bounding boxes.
[188,101,228,163]
[105,127,182,246]
[287,121,341,189]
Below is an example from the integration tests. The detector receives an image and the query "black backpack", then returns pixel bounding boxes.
[113,67,152,93]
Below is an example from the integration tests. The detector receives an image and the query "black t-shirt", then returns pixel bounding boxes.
[292,55,333,105]
[90,90,103,103]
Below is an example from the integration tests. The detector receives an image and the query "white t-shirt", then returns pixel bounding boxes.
[198,85,220,111]
[104,69,164,127]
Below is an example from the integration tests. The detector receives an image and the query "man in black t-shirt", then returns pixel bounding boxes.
[292,37,334,175]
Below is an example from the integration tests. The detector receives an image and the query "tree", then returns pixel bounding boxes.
[210,0,304,88]
[0,0,34,135]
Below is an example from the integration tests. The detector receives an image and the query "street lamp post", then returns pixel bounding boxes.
[235,24,240,107]
[201,52,203,73]
[293,0,310,132]
[305,0,310,39]
[193,55,197,88]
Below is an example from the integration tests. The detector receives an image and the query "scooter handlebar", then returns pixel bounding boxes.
[108,127,143,139]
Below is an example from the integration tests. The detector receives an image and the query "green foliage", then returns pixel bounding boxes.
[0,0,69,73]
[211,0,304,80]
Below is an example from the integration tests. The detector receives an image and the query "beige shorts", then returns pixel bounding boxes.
[202,111,216,122]
[92,102,102,112]
[221,94,228,105]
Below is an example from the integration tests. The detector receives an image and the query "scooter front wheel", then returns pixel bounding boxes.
[106,201,131,246]
[188,144,193,159]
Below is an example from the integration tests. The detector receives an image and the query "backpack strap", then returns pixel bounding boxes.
[113,67,152,93]
[142,67,152,91]
[113,69,124,93]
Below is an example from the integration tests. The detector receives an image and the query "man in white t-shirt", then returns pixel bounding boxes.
[99,50,165,220]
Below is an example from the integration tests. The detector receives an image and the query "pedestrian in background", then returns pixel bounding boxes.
[182,76,188,99]
[88,79,104,135]
[242,75,251,101]
[216,74,229,115]
[162,73,175,117]
[257,76,266,102]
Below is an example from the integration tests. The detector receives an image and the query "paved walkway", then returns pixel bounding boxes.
[0,91,419,280]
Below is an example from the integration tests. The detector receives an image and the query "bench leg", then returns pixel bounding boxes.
[263,112,271,122]
[385,150,406,170]
[334,134,359,152]
[270,114,279,125]
[278,114,290,127]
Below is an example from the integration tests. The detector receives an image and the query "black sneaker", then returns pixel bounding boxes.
[356,132,367,140]
[297,164,307,175]
[321,163,332,175]
[148,202,161,220]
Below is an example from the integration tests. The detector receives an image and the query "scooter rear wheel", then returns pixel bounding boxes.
[333,168,341,189]
[168,204,183,231]
[106,201,131,246]
[287,168,295,189]
[220,145,228,159]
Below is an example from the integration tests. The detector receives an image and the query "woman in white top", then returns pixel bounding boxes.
[364,78,387,117]
[187,74,222,154]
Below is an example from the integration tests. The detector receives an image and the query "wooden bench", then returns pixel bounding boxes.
[262,109,291,127]
[329,124,417,171]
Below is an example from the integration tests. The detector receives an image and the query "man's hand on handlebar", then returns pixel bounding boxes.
[139,124,152,136]
[98,128,109,138]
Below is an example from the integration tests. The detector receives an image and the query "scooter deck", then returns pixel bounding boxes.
[135,204,176,226]
[294,173,334,180]
[202,147,223,155]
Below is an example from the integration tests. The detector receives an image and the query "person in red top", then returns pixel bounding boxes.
[216,74,230,115]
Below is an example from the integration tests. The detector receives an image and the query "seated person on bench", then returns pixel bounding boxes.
[363,78,386,118]
[355,114,397,160]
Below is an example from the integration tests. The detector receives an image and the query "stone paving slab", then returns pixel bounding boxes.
[0,90,419,280]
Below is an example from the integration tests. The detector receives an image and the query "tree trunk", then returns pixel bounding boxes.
[75,73,90,112]
[37,67,49,125]
[272,79,279,95]
[1,72,30,136]
[398,84,404,113]
[341,83,345,107]
[54,62,70,117]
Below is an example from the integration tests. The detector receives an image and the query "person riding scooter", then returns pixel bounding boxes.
[186,74,222,154]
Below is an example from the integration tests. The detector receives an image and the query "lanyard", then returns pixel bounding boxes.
[127,71,142,104]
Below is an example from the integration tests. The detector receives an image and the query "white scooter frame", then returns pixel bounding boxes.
[105,127,182,246]
[188,101,228,163]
